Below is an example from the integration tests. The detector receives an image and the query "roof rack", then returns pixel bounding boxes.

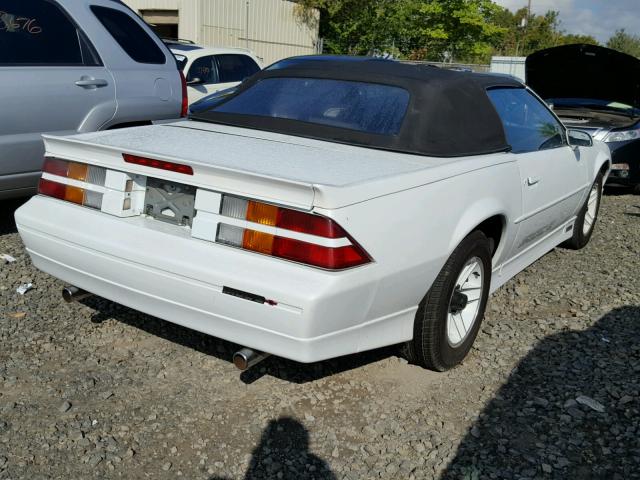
[161,38,195,45]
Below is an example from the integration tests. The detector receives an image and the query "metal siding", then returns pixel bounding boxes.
[124,0,319,65]
[123,0,200,42]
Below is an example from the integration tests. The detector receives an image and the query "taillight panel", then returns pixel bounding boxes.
[39,156,372,271]
[39,158,106,209]
[213,195,372,270]
[38,157,144,216]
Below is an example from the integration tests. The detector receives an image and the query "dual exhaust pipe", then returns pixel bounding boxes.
[62,285,92,303]
[233,348,270,371]
[62,285,270,371]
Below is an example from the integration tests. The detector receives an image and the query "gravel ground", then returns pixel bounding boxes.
[0,192,639,480]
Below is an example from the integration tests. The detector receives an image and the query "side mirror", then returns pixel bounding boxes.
[567,129,593,148]
[187,77,203,86]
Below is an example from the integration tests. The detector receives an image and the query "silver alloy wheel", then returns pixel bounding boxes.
[446,257,484,347]
[583,183,600,235]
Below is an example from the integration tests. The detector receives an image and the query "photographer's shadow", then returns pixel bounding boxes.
[210,416,336,480]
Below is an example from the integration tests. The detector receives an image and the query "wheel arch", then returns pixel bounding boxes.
[448,202,509,263]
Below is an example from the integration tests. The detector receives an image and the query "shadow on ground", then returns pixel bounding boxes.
[82,295,398,385]
[0,198,28,235]
[209,417,336,480]
[442,306,640,479]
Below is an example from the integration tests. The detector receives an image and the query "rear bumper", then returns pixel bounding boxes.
[15,196,416,363]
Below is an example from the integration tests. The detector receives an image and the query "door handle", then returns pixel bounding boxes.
[75,77,108,88]
[526,177,541,187]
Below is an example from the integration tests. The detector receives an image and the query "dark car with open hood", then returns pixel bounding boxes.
[527,44,640,193]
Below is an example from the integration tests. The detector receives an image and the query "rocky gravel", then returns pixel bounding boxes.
[1,192,639,480]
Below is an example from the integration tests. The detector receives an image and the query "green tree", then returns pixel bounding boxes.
[606,29,640,58]
[490,7,597,57]
[296,0,506,62]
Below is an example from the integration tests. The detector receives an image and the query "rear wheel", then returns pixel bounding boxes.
[563,174,602,250]
[403,231,492,371]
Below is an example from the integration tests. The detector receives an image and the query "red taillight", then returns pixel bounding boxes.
[272,237,370,270]
[43,157,69,177]
[217,195,372,270]
[276,208,346,238]
[180,70,188,117]
[38,178,66,199]
[123,153,193,175]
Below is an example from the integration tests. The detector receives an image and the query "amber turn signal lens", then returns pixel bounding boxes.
[246,201,278,226]
[67,162,88,181]
[243,229,275,254]
[64,185,85,204]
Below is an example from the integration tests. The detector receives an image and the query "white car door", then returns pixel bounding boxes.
[488,88,589,257]
[0,0,116,195]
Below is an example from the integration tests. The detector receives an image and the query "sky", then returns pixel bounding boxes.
[493,0,640,43]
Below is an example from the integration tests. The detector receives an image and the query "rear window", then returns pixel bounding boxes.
[0,0,84,65]
[91,6,165,64]
[213,78,409,135]
[216,54,260,83]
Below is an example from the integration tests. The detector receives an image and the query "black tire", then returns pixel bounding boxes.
[633,183,640,195]
[403,231,492,371]
[563,173,603,250]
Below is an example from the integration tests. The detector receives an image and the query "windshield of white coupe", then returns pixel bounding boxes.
[210,77,410,135]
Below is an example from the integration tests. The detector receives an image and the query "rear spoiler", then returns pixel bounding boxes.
[42,135,316,210]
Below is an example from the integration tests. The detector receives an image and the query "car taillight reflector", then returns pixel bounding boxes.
[220,196,347,239]
[39,158,105,209]
[123,153,193,175]
[38,178,104,209]
[216,195,371,270]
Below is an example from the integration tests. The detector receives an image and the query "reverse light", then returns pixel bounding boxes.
[39,158,105,209]
[604,127,640,143]
[215,195,371,270]
[123,153,193,175]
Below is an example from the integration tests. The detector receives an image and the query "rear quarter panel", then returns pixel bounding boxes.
[317,159,522,323]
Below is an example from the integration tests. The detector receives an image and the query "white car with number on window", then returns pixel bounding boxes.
[15,57,611,372]
[168,43,261,105]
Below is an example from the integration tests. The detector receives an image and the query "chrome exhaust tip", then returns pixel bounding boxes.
[233,348,270,371]
[62,286,92,303]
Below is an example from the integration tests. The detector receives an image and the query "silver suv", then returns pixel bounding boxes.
[0,0,186,199]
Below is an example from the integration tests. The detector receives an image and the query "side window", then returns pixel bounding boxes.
[216,54,260,83]
[187,56,219,84]
[487,88,566,154]
[91,6,166,64]
[0,0,84,65]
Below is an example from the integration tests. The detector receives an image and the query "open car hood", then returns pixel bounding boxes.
[526,44,640,109]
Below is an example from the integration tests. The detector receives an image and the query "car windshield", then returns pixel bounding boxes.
[549,98,640,117]
[208,77,410,135]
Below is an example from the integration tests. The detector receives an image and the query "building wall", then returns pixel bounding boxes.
[490,56,527,82]
[123,0,320,65]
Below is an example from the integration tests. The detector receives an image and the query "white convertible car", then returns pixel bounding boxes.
[15,57,610,371]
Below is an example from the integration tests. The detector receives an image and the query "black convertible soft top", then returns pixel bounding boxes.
[191,57,523,157]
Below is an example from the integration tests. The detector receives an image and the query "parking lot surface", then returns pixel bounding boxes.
[1,193,639,480]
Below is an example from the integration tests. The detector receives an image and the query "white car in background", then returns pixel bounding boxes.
[15,58,610,372]
[168,41,261,104]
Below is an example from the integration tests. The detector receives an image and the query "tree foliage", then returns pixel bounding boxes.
[296,1,623,63]
[606,29,640,58]
[297,0,507,62]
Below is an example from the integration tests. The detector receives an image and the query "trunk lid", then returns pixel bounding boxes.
[526,44,640,110]
[43,121,445,210]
